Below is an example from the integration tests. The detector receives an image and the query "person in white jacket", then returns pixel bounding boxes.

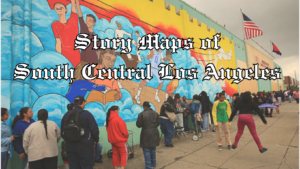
[23,109,61,169]
[115,21,133,60]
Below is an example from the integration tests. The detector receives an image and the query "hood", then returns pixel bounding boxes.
[109,111,119,121]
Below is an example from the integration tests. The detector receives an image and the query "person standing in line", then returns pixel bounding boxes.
[190,95,202,133]
[11,107,35,169]
[200,91,212,132]
[182,96,190,132]
[159,96,176,147]
[23,109,61,169]
[229,92,268,153]
[1,108,14,169]
[61,96,99,169]
[212,93,233,151]
[293,90,299,104]
[106,106,129,169]
[136,102,160,169]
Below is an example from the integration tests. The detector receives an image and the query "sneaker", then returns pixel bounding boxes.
[232,145,237,150]
[155,95,161,103]
[228,145,233,150]
[165,144,174,148]
[259,148,268,153]
[95,158,103,163]
[212,130,216,132]
[218,146,222,151]
[135,95,141,104]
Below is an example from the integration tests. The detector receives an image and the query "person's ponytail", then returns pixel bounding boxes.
[38,109,49,139]
[12,107,30,129]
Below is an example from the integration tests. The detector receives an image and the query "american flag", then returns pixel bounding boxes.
[242,12,263,39]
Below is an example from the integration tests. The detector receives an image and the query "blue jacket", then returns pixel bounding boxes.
[12,119,35,154]
[61,106,99,145]
[1,121,12,152]
[190,100,202,114]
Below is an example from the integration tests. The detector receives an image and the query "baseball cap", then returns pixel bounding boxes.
[74,95,86,103]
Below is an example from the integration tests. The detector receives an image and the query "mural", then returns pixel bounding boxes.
[1,0,238,129]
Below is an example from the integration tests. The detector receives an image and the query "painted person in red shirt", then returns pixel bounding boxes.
[51,0,81,67]
[106,106,129,169]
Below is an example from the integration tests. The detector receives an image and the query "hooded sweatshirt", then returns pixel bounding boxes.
[12,119,35,154]
[106,111,129,144]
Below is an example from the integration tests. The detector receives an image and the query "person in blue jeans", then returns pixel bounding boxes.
[11,107,35,169]
[137,101,160,169]
[159,97,175,147]
[94,143,103,163]
[1,108,14,169]
[190,95,202,133]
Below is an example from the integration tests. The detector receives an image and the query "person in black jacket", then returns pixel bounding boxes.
[200,91,212,132]
[159,96,175,147]
[229,92,267,153]
[61,95,99,169]
[136,101,160,169]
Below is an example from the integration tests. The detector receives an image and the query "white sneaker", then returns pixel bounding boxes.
[135,95,141,104]
[155,95,161,103]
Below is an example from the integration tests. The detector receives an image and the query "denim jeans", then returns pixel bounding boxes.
[1,151,8,169]
[183,116,190,131]
[94,143,103,161]
[160,118,175,145]
[143,147,156,169]
[202,113,209,131]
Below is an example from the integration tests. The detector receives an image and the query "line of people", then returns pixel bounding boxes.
[2,89,285,169]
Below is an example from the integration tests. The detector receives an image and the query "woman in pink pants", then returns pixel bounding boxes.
[229,92,268,153]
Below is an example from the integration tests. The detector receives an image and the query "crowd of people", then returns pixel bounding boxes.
[1,89,298,169]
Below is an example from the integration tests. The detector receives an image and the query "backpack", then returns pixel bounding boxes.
[62,109,85,143]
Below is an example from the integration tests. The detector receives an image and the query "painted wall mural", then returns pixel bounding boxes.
[1,0,239,129]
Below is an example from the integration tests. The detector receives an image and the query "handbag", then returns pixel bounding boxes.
[166,110,177,122]
[164,103,177,122]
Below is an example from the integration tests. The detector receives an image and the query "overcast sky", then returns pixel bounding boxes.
[183,0,299,79]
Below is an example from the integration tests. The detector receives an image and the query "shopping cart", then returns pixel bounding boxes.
[107,130,134,159]
[192,113,203,141]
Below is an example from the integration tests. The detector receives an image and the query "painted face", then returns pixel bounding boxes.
[219,95,225,102]
[135,32,139,37]
[1,110,9,121]
[102,53,116,69]
[86,16,95,29]
[25,108,33,118]
[54,3,66,15]
[115,109,120,114]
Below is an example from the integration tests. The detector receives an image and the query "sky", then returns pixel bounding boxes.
[183,0,299,79]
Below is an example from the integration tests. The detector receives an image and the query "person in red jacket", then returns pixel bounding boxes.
[106,106,129,169]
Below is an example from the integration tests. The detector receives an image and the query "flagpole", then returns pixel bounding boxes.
[250,38,276,59]
[240,9,246,41]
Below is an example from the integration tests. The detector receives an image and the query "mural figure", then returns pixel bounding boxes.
[77,2,100,64]
[135,49,168,104]
[166,50,179,100]
[51,0,81,67]
[132,30,142,63]
[115,21,133,61]
[65,49,122,104]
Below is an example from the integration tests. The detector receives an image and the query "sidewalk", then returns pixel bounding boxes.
[72,101,300,169]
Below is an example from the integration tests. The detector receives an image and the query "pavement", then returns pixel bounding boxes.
[64,101,299,169]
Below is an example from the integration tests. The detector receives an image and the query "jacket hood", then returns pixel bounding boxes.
[109,111,119,121]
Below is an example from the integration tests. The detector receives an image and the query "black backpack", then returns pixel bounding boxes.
[62,109,85,143]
